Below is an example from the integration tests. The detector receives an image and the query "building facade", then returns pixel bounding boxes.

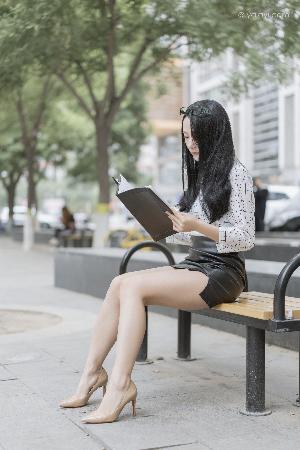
[138,50,300,211]
[188,49,300,185]
[138,59,184,205]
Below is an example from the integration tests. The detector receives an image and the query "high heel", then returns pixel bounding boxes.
[59,367,108,408]
[81,379,137,424]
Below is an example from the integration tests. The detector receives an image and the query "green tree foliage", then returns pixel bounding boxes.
[1,0,299,206]
[68,79,149,184]
[0,78,73,213]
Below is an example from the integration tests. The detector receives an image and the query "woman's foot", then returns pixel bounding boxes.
[81,375,133,421]
[59,367,108,408]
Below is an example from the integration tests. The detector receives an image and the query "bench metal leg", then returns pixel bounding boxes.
[295,332,300,406]
[176,310,195,361]
[240,326,272,416]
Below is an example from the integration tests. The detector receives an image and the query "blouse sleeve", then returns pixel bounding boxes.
[215,165,255,253]
[165,231,192,245]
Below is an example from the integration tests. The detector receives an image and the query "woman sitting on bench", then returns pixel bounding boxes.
[59,99,255,424]
[54,206,76,241]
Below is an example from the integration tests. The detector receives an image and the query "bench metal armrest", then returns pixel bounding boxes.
[119,240,175,274]
[273,253,300,320]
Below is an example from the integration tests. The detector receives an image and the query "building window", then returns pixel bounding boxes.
[284,94,295,169]
[232,111,240,156]
[158,160,181,185]
[253,82,279,174]
[198,86,228,105]
[158,135,181,159]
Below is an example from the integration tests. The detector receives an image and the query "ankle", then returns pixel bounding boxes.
[83,364,102,377]
[109,373,131,390]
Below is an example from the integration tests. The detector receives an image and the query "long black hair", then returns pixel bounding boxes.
[177,99,236,224]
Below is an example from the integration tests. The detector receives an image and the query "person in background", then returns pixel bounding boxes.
[253,177,269,232]
[53,206,76,242]
[61,206,76,233]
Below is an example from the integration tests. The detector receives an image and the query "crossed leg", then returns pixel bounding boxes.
[82,265,209,420]
[65,267,176,402]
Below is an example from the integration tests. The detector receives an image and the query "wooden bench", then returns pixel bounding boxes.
[119,240,300,416]
[213,291,300,320]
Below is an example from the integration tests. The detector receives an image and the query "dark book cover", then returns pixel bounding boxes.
[112,175,178,241]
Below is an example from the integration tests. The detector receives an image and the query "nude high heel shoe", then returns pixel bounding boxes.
[81,379,137,424]
[59,367,108,408]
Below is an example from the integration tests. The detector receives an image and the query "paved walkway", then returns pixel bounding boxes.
[1,236,300,450]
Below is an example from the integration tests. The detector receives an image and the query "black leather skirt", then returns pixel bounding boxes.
[170,236,247,308]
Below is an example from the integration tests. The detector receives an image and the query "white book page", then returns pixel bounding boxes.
[116,174,136,193]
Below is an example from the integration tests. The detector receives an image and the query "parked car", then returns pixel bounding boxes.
[0,205,27,228]
[265,184,300,230]
[267,191,300,231]
[108,211,132,230]
[73,212,95,231]
[37,211,62,229]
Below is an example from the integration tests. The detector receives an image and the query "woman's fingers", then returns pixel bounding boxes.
[166,218,181,231]
[170,207,182,217]
[165,211,178,231]
[166,213,180,225]
[165,211,181,231]
[165,208,180,218]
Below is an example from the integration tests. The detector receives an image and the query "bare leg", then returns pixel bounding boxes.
[64,266,173,401]
[74,279,121,397]
[84,267,209,419]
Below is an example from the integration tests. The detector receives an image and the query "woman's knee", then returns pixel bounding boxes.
[108,273,134,296]
[103,275,124,305]
[111,272,132,287]
[119,276,145,300]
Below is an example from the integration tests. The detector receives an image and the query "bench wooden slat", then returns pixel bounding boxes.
[212,291,300,320]
[236,298,300,308]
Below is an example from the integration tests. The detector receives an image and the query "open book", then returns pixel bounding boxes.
[112,174,179,241]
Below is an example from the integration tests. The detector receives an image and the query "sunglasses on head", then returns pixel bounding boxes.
[180,106,211,117]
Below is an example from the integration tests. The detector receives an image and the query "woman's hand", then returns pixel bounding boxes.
[165,207,198,233]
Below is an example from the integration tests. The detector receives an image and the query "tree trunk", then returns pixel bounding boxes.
[7,185,15,222]
[32,181,38,211]
[6,184,16,233]
[95,121,110,203]
[24,144,36,250]
[27,146,36,210]
[92,119,111,247]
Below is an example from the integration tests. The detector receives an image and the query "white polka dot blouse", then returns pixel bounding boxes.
[165,158,255,253]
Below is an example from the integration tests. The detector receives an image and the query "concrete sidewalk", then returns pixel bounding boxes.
[1,235,300,450]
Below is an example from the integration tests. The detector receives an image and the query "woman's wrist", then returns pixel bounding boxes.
[192,217,219,243]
